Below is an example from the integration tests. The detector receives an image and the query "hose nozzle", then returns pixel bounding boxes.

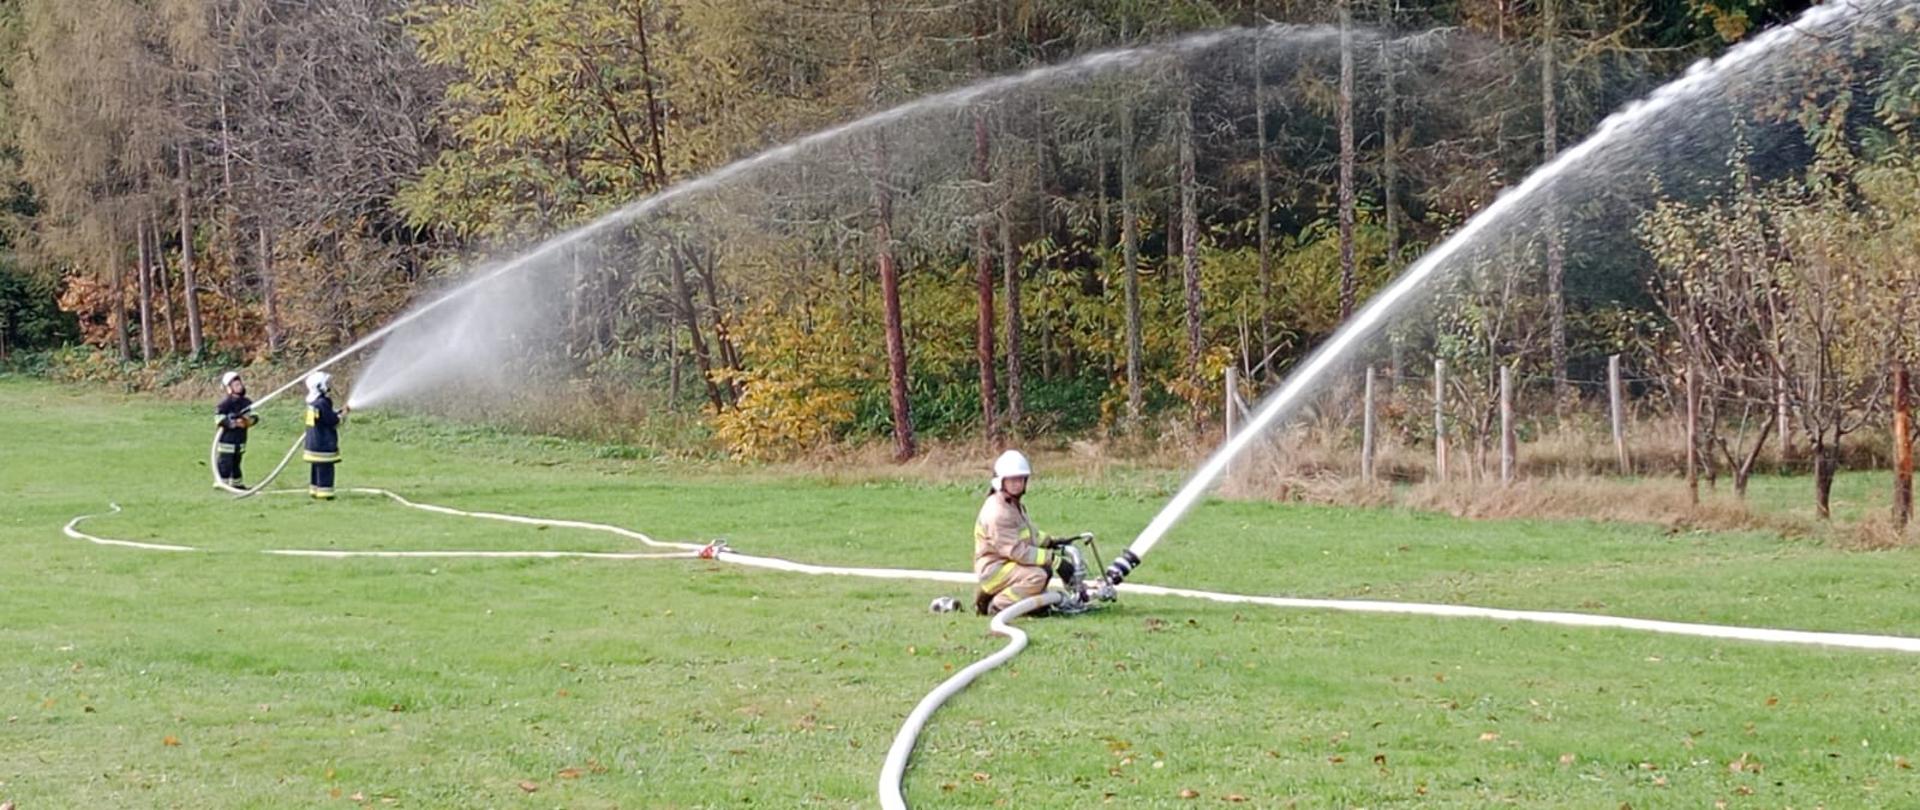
[1103,549,1141,587]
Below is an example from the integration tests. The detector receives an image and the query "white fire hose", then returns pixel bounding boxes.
[878,591,1064,810]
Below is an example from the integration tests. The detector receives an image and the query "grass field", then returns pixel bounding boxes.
[4,376,1920,808]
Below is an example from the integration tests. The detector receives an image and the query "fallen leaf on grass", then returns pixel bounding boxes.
[940,783,956,793]
[1224,793,1249,802]
[1478,732,1500,742]
[1734,785,1755,796]
[350,792,365,803]
[517,780,538,793]
[1558,753,1576,766]
[557,768,582,780]
[1178,788,1199,799]
[972,772,991,783]
[1327,756,1345,764]
[162,735,180,747]
[1372,754,1387,767]
[1897,756,1912,770]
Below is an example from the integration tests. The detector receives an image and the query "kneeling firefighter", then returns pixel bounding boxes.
[973,450,1078,615]
[214,371,259,487]
[303,372,349,500]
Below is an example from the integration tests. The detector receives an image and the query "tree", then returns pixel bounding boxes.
[1541,0,1568,409]
[1336,0,1357,321]
[1178,83,1203,424]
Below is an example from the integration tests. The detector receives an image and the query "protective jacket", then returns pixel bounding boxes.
[303,394,342,463]
[215,394,257,451]
[973,491,1053,614]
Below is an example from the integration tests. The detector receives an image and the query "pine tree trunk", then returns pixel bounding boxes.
[873,142,915,462]
[1120,102,1143,429]
[136,220,154,363]
[258,227,282,356]
[1379,0,1399,269]
[1380,1,1403,393]
[1542,0,1569,410]
[973,108,998,444]
[1254,37,1274,373]
[178,145,204,357]
[1001,208,1024,437]
[1337,0,1358,321]
[1179,88,1204,425]
[113,247,130,361]
[156,222,178,356]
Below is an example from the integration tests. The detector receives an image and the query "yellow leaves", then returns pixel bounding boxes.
[713,304,863,460]
[1477,731,1500,742]
[161,735,180,747]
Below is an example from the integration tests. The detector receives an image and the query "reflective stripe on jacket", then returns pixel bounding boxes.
[304,394,342,463]
[973,491,1049,593]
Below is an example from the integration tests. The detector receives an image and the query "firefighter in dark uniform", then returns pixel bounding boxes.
[214,371,259,488]
[303,371,349,500]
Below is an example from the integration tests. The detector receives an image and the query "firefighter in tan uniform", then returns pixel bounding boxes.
[973,450,1066,615]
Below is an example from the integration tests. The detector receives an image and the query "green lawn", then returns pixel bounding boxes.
[4,376,1919,808]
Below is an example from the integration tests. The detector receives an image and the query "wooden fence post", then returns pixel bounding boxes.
[1895,360,1913,531]
[1500,364,1516,486]
[1362,365,1376,482]
[1609,354,1629,475]
[1434,359,1448,483]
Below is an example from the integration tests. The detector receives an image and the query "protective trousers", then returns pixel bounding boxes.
[215,446,245,487]
[310,462,336,500]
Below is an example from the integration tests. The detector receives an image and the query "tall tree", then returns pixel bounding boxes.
[1001,195,1024,436]
[1337,0,1358,321]
[1178,85,1204,423]
[1542,0,1569,408]
[973,104,998,444]
[1120,98,1143,429]
[1254,36,1274,370]
[872,137,914,462]
[176,144,202,357]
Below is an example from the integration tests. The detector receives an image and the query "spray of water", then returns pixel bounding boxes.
[337,25,1349,412]
[1123,0,1904,564]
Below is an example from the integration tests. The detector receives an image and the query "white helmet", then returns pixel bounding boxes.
[990,450,1033,492]
[304,371,333,402]
[220,371,242,389]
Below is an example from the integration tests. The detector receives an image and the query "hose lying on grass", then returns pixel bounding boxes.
[64,488,1920,809]
[878,591,1064,810]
